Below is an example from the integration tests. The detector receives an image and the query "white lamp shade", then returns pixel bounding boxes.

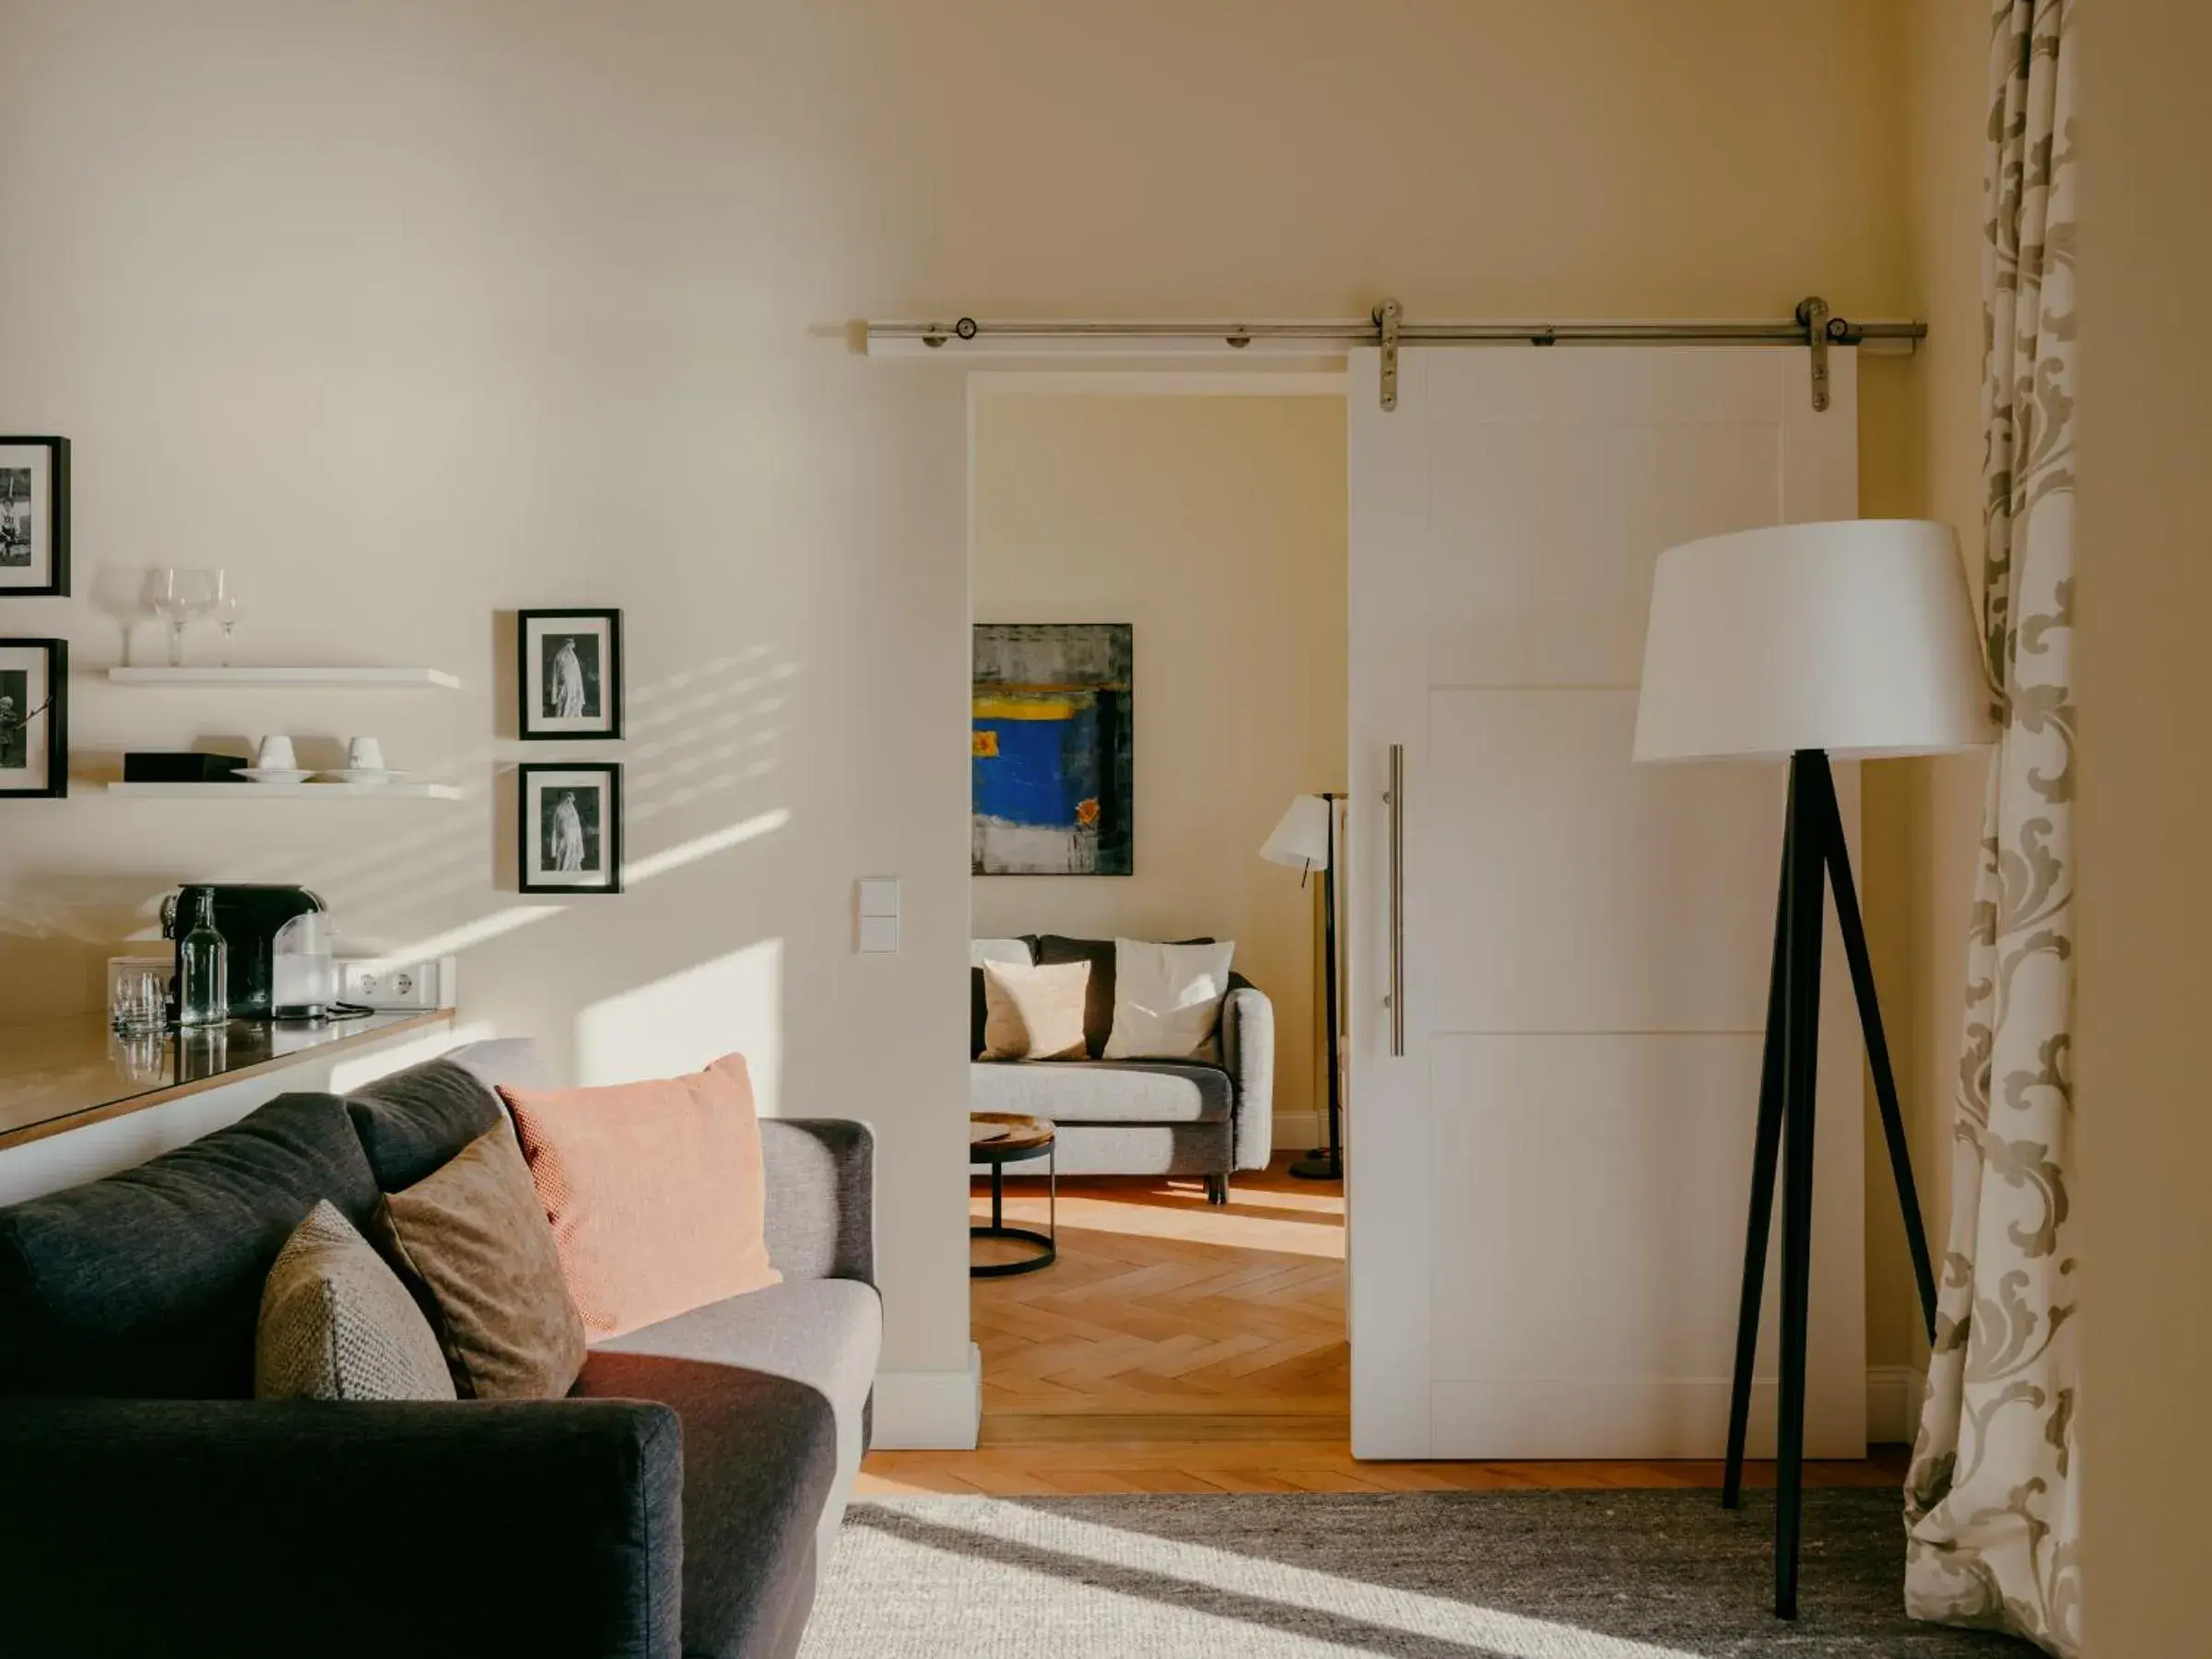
[1261,794,1334,871]
[1633,519,1995,763]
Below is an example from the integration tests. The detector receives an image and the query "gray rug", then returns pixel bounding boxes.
[802,1490,2039,1657]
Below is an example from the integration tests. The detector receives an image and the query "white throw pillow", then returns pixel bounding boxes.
[1103,938,1236,1061]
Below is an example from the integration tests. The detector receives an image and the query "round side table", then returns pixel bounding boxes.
[970,1112,1055,1277]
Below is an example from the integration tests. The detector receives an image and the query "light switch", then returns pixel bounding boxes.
[856,877,900,953]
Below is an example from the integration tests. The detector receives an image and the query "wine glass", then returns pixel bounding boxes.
[151,568,216,666]
[207,569,245,666]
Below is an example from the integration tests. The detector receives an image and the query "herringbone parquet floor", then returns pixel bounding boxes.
[969,1156,1347,1426]
[857,1153,1909,1496]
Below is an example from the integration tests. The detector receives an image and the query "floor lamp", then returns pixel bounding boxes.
[1262,794,1342,1182]
[1632,520,1994,1620]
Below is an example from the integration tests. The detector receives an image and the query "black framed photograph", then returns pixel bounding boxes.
[0,638,68,798]
[519,608,623,739]
[518,762,622,894]
[0,438,69,597]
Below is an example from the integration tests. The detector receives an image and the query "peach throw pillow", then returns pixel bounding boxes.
[499,1053,781,1342]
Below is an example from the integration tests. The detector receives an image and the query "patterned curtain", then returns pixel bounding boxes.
[1904,2,2078,1653]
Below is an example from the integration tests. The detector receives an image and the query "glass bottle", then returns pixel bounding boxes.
[177,890,229,1029]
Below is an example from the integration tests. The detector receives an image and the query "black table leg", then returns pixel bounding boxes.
[971,1149,1057,1277]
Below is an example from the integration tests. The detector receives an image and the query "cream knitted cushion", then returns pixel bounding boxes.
[980,958,1091,1061]
[255,1200,456,1402]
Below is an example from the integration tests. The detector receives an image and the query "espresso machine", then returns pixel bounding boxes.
[161,884,347,1020]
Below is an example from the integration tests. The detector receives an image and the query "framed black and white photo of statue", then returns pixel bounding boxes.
[518,762,622,894]
[0,438,69,597]
[0,639,68,798]
[519,608,623,740]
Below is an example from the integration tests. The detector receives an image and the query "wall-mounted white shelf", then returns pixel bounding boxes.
[106,666,463,689]
[107,782,463,800]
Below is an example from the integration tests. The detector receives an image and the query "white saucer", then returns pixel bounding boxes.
[319,768,405,785]
[237,768,314,784]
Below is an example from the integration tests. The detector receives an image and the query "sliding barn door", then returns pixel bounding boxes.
[1346,347,1867,1460]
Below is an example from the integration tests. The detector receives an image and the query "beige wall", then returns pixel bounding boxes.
[971,393,1348,1141]
[0,0,1925,1396]
[1854,0,2000,1381]
[2076,2,2212,1650]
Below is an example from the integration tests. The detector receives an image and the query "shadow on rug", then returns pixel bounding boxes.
[802,1489,2041,1658]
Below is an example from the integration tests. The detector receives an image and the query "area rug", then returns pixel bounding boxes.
[801,1490,2039,1658]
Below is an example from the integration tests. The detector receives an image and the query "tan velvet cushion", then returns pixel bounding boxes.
[499,1053,782,1344]
[373,1126,587,1400]
[980,958,1090,1061]
[255,1200,456,1402]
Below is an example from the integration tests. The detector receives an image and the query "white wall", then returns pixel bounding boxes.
[971,392,1347,1145]
[0,0,1926,1422]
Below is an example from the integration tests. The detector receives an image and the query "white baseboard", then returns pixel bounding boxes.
[1272,1112,1324,1154]
[872,1343,982,1450]
[1866,1364,1927,1446]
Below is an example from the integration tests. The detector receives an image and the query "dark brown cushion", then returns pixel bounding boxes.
[1036,935,1214,1059]
[372,1127,585,1400]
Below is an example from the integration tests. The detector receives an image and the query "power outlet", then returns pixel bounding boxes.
[338,956,456,1010]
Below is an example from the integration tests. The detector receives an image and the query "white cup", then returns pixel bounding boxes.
[347,736,386,771]
[255,735,297,770]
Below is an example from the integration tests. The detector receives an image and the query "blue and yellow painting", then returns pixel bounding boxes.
[972,623,1133,876]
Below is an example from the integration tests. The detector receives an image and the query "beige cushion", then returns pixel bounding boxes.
[1104,938,1237,1060]
[255,1200,457,1402]
[980,958,1090,1061]
[373,1126,587,1400]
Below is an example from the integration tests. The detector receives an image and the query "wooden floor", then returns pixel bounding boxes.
[858,1154,1909,1497]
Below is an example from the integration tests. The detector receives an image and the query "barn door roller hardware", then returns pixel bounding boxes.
[865,298,1922,412]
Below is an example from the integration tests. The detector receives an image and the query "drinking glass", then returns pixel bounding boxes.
[108,962,170,1038]
[207,569,245,665]
[151,568,217,666]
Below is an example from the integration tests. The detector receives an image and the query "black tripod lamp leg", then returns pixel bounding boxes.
[1773,753,1828,1621]
[1810,757,1939,1342]
[1724,790,1798,1511]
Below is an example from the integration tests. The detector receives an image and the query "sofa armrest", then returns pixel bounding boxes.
[0,1396,683,1659]
[760,1118,875,1287]
[1220,978,1277,1172]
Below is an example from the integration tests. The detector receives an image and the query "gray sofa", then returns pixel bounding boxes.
[0,1038,878,1659]
[971,935,1274,1203]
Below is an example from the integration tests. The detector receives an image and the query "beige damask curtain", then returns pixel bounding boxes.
[1903,2,2079,1653]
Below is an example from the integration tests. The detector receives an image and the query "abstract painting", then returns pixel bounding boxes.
[972,623,1132,876]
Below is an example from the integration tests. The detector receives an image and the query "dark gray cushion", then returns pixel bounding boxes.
[577,1350,839,1659]
[0,1092,381,1399]
[345,1055,507,1192]
[1036,935,1214,1058]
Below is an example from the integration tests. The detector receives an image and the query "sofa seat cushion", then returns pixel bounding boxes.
[0,1091,381,1399]
[970,1059,1231,1125]
[575,1347,841,1659]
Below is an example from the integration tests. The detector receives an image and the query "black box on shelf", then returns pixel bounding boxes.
[124,751,252,783]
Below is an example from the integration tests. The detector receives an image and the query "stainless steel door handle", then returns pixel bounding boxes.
[1387,743,1405,1056]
